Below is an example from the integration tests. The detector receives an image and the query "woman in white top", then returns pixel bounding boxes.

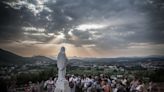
[136,80,147,92]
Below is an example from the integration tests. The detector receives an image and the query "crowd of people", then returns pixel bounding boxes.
[8,74,153,92]
[42,74,149,92]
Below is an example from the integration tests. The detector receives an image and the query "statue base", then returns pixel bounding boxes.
[54,78,71,92]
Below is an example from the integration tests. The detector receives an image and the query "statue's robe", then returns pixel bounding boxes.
[57,48,67,80]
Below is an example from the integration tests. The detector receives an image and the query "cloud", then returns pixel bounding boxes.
[0,0,164,56]
[22,26,46,32]
[3,0,53,16]
[76,24,107,31]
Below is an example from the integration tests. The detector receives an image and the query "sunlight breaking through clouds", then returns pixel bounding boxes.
[0,0,164,57]
[76,24,107,31]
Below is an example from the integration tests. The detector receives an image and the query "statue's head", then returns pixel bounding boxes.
[60,46,65,53]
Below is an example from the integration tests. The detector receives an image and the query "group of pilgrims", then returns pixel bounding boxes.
[8,74,153,92]
[40,74,150,92]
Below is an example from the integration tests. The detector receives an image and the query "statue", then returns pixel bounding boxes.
[55,47,70,92]
[57,47,67,80]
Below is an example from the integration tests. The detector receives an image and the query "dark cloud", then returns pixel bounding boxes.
[0,0,164,56]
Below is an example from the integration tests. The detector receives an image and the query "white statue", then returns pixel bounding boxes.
[57,47,67,80]
[55,47,70,92]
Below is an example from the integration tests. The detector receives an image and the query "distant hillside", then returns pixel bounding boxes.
[0,49,26,64]
[0,49,56,65]
[0,48,163,65]
[30,56,56,63]
[69,56,164,66]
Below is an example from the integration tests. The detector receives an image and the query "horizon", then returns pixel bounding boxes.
[0,0,164,57]
[1,48,164,59]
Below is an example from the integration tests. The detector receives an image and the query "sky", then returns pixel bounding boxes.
[0,0,164,57]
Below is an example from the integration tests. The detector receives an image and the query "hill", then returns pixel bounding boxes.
[0,49,56,65]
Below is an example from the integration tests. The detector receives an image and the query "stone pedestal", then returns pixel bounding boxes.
[54,79,70,92]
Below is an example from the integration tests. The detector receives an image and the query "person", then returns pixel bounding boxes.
[35,82,40,92]
[101,79,112,92]
[75,78,83,92]
[86,82,93,92]
[93,77,103,92]
[136,80,147,92]
[46,77,54,92]
[70,81,75,92]
[121,77,127,86]
[116,81,126,92]
[147,81,153,92]
[39,81,45,92]
[130,77,139,92]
